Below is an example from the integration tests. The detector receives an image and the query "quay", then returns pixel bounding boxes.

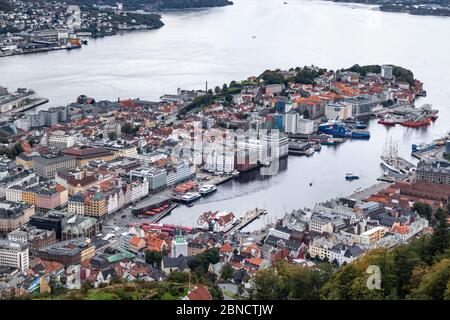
[0,97,49,121]
[347,182,392,201]
[224,208,267,234]
[142,203,178,223]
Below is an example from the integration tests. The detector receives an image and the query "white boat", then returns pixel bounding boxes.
[181,192,201,203]
[198,184,217,196]
[306,148,315,156]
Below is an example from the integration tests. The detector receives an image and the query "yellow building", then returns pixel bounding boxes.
[15,154,34,169]
[84,193,107,218]
[359,226,388,245]
[21,190,36,205]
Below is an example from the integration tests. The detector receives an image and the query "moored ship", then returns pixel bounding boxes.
[198,184,217,196]
[319,121,370,139]
[378,117,397,126]
[181,192,201,204]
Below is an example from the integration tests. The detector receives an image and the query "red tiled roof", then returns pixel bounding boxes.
[186,285,212,300]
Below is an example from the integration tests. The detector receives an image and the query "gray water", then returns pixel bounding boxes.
[1,0,449,230]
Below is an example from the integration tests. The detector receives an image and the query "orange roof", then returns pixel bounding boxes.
[220,243,233,253]
[41,260,64,273]
[146,235,165,252]
[246,257,263,266]
[242,243,260,256]
[392,225,409,234]
[129,236,144,247]
[54,184,66,193]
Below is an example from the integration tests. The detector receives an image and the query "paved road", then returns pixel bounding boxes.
[348,182,391,201]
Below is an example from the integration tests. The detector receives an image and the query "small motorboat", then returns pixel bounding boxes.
[345,173,360,181]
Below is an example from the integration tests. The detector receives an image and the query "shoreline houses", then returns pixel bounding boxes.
[197,211,236,232]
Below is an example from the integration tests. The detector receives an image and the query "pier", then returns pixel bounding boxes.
[224,208,267,234]
[0,97,49,121]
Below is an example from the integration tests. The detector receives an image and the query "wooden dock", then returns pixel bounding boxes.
[224,208,267,234]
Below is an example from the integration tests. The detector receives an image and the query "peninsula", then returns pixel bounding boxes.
[331,0,450,17]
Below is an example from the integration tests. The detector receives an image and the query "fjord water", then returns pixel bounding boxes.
[1,0,449,229]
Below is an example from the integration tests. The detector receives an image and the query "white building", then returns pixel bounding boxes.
[170,236,188,258]
[381,65,393,80]
[0,239,29,274]
[42,130,75,150]
[7,230,28,244]
[325,102,353,120]
[237,138,270,163]
[130,178,149,202]
[285,112,314,134]
[205,149,235,173]
[5,187,23,203]
[285,112,298,134]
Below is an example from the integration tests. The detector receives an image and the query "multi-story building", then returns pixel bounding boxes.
[414,160,450,185]
[32,154,76,179]
[0,170,36,199]
[284,112,314,134]
[29,210,69,240]
[61,215,100,240]
[35,185,68,211]
[42,130,75,150]
[359,226,388,245]
[68,193,85,215]
[104,145,138,158]
[0,239,29,274]
[309,237,364,265]
[204,149,235,173]
[129,168,167,192]
[61,147,114,167]
[7,230,28,244]
[84,192,108,218]
[381,65,393,80]
[0,202,35,234]
[187,242,207,256]
[325,102,353,120]
[38,238,95,266]
[309,212,346,234]
[26,228,57,258]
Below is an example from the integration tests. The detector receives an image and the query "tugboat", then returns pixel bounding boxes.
[345,173,360,181]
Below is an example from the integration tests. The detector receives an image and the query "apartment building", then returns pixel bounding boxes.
[0,202,35,234]
[0,239,29,274]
